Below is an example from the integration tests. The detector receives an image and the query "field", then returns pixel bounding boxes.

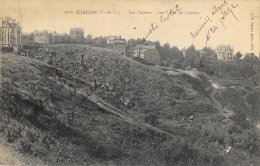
[0,44,259,165]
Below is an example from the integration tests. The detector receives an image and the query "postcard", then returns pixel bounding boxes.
[0,0,259,165]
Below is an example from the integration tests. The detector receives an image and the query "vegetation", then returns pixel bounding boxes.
[132,57,156,66]
[1,44,259,165]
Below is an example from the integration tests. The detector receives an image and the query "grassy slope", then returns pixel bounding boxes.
[0,45,259,165]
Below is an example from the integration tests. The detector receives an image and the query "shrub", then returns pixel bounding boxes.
[132,57,156,66]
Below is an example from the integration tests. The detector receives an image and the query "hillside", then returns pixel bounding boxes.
[0,45,259,165]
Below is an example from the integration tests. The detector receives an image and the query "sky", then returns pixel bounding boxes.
[1,0,259,55]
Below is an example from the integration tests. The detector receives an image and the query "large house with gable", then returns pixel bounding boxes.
[107,35,121,44]
[69,28,84,39]
[113,37,127,56]
[215,45,234,61]
[133,44,160,65]
[1,17,22,47]
[34,30,49,44]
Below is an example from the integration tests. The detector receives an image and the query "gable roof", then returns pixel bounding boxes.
[34,30,49,35]
[113,39,126,46]
[70,28,84,33]
[143,48,160,56]
[133,48,146,53]
[1,17,21,28]
[215,45,233,52]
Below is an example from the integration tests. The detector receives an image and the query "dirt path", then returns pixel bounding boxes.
[209,85,223,111]
[256,124,260,130]
[208,81,236,117]
[0,134,45,165]
[77,91,178,139]
[243,90,253,112]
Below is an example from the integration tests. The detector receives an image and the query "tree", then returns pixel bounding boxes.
[185,45,197,68]
[64,36,72,44]
[202,46,214,56]
[163,43,170,49]
[127,38,143,50]
[159,43,171,62]
[194,57,201,69]
[155,41,162,50]
[27,33,34,42]
[186,45,196,57]
[210,52,217,60]
[21,33,34,45]
[92,36,107,47]
[169,58,183,69]
[170,46,182,60]
[163,57,171,66]
[235,51,243,59]
[86,34,93,45]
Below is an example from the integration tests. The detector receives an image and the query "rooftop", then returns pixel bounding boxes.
[1,17,21,27]
[70,28,84,33]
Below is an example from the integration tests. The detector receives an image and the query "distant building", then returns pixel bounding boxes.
[133,44,160,65]
[51,31,67,44]
[52,31,67,37]
[134,44,156,51]
[69,28,84,38]
[113,37,126,56]
[107,35,121,44]
[0,17,22,47]
[133,44,156,57]
[215,45,234,61]
[21,32,34,45]
[34,30,49,44]
[245,53,256,57]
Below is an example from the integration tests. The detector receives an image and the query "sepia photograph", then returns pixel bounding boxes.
[0,0,260,165]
